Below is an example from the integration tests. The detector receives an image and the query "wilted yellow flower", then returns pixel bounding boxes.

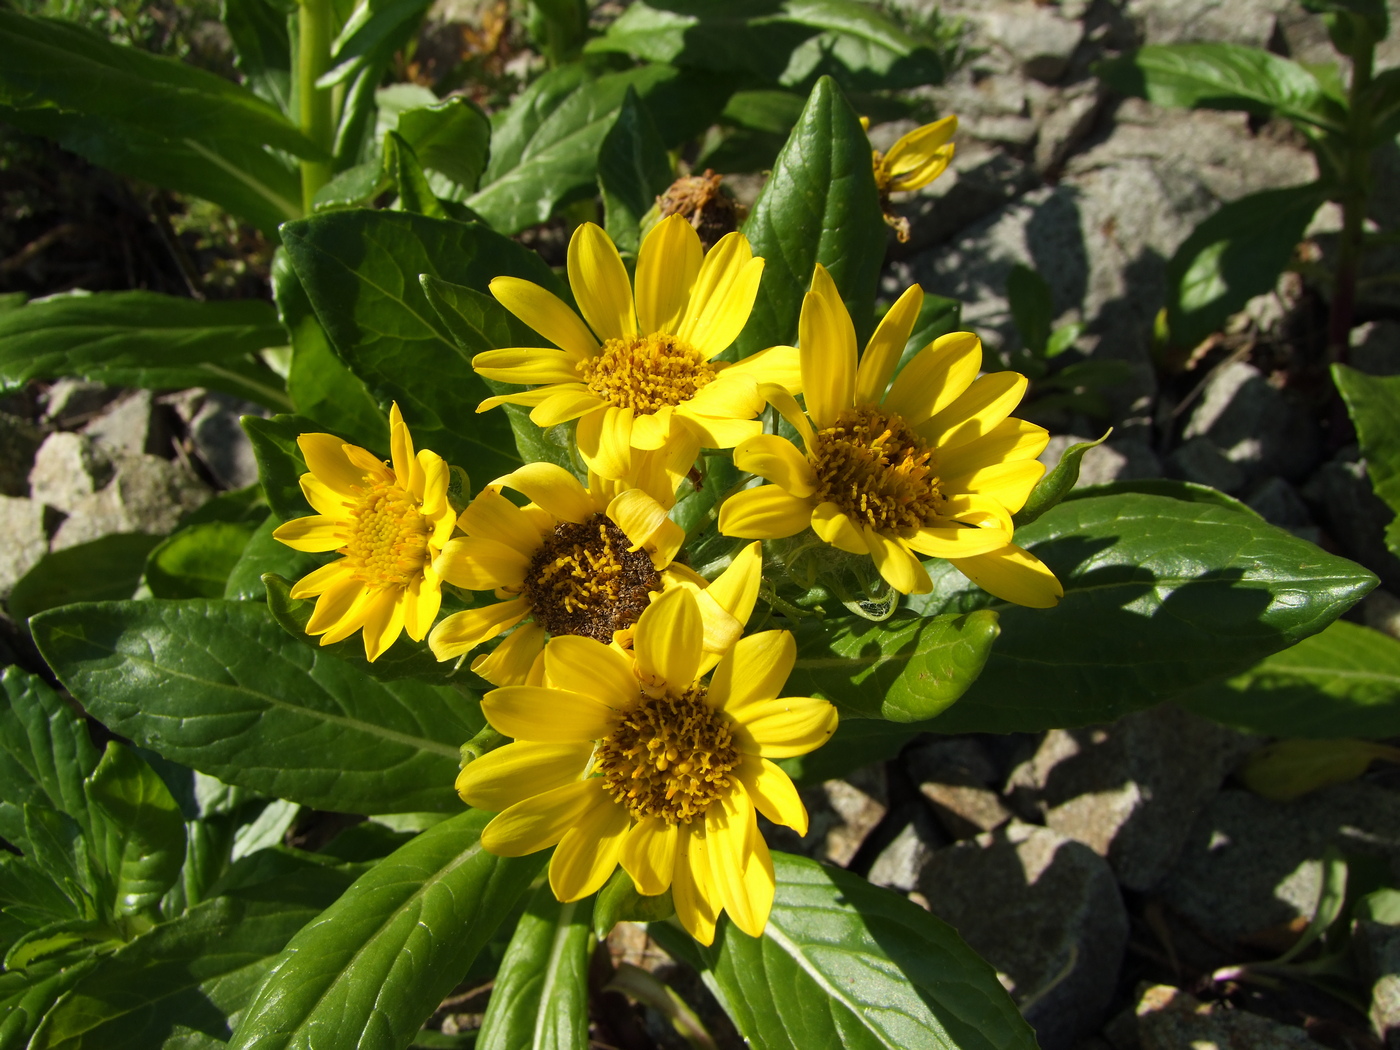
[456,587,837,944]
[864,114,957,242]
[428,454,762,686]
[473,215,799,481]
[272,404,456,661]
[719,266,1063,607]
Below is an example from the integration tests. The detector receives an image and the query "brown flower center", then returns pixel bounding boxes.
[522,514,659,642]
[344,479,430,588]
[809,405,945,533]
[579,334,715,415]
[594,685,738,824]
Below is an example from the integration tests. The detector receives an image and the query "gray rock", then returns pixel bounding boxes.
[1356,921,1400,1045]
[896,140,1040,253]
[1353,321,1400,377]
[28,432,113,513]
[1040,434,1161,488]
[82,389,169,456]
[1168,436,1245,493]
[191,392,267,490]
[763,764,888,866]
[50,453,209,550]
[1125,0,1294,48]
[1005,705,1251,891]
[0,413,44,497]
[917,822,1128,1050]
[1364,589,1400,641]
[867,811,943,893]
[1134,984,1321,1050]
[1035,84,1104,175]
[1181,362,1319,484]
[973,3,1085,83]
[1303,449,1400,591]
[1160,784,1400,943]
[0,495,50,597]
[1244,476,1321,543]
[905,737,1013,839]
[42,378,117,427]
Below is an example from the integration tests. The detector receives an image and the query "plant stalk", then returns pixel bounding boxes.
[297,0,335,213]
[1328,36,1376,363]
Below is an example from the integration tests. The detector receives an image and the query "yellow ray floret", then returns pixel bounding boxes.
[428,449,763,685]
[272,404,456,661]
[718,265,1063,608]
[473,216,801,481]
[872,114,957,195]
[457,588,837,945]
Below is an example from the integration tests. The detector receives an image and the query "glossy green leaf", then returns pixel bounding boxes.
[1333,363,1400,558]
[476,885,592,1050]
[31,600,482,814]
[242,414,317,524]
[396,97,492,192]
[22,806,95,911]
[1095,42,1340,129]
[907,491,1376,732]
[224,0,292,115]
[280,210,562,480]
[385,131,449,219]
[787,610,1000,722]
[1180,620,1400,738]
[145,521,262,600]
[598,86,672,257]
[1166,184,1327,349]
[735,76,885,356]
[7,534,159,627]
[83,743,186,918]
[593,869,673,939]
[323,0,433,90]
[0,954,101,1050]
[653,851,1035,1050]
[224,517,319,602]
[1066,477,1260,514]
[1012,431,1110,528]
[1007,263,1053,356]
[776,718,918,787]
[1238,738,1400,801]
[228,810,545,1050]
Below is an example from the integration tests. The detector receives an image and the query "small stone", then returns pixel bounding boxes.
[917,822,1128,1050]
[1169,436,1246,493]
[0,413,44,497]
[1182,362,1319,484]
[190,392,268,490]
[894,140,1039,254]
[1364,590,1400,641]
[1303,449,1400,592]
[905,737,1013,839]
[1135,984,1321,1050]
[42,378,117,427]
[0,495,50,597]
[1352,321,1400,377]
[1355,921,1400,1044]
[1035,86,1103,175]
[975,3,1085,84]
[28,432,113,513]
[922,783,1013,839]
[50,453,209,550]
[1127,0,1293,48]
[866,812,942,893]
[1244,476,1321,542]
[965,114,1040,148]
[82,389,170,456]
[763,764,888,866]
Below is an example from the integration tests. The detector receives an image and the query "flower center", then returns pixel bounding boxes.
[344,480,430,588]
[579,334,716,415]
[809,405,944,534]
[522,514,660,642]
[594,685,739,824]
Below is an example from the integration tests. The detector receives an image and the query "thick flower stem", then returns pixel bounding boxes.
[297,0,335,213]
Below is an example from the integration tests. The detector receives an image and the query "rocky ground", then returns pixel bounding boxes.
[4,0,1400,1047]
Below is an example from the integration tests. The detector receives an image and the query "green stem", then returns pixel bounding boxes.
[1328,37,1375,363]
[297,0,335,213]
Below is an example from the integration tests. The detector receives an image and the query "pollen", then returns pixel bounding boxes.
[579,333,716,415]
[594,685,739,824]
[522,515,659,642]
[810,405,945,533]
[343,480,431,589]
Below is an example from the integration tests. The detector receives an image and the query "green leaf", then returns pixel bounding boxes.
[1012,431,1110,529]
[323,0,433,91]
[0,291,290,410]
[776,718,918,786]
[0,954,101,1050]
[1356,886,1400,924]
[735,75,885,356]
[385,131,449,219]
[224,517,320,602]
[652,850,1035,1050]
[242,413,320,523]
[1095,43,1340,129]
[396,97,492,193]
[1333,363,1400,558]
[907,491,1376,732]
[593,869,673,939]
[31,600,482,814]
[280,209,562,481]
[145,521,263,600]
[1007,263,1053,356]
[1166,184,1327,349]
[787,610,999,722]
[22,806,96,911]
[1044,322,1083,359]
[1238,738,1400,801]
[84,743,187,917]
[476,885,592,1050]
[228,810,545,1050]
[1180,620,1400,738]
[7,534,160,627]
[224,0,293,115]
[1065,476,1260,515]
[598,86,672,257]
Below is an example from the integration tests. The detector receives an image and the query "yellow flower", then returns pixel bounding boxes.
[272,404,455,661]
[472,215,800,481]
[428,453,763,686]
[871,114,957,196]
[456,587,837,944]
[718,265,1063,608]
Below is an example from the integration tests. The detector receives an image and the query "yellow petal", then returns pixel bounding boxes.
[678,232,762,358]
[550,795,631,902]
[673,824,718,946]
[709,630,796,714]
[732,695,839,758]
[493,462,595,524]
[316,584,376,645]
[529,387,603,429]
[577,404,633,480]
[472,347,582,386]
[480,385,573,413]
[759,384,816,451]
[883,331,981,426]
[489,276,598,362]
[299,474,348,519]
[718,486,813,539]
[298,432,372,495]
[358,587,406,660]
[629,405,674,450]
[607,488,682,566]
[427,596,529,660]
[942,492,1015,533]
[856,283,923,404]
[681,372,766,422]
[884,115,958,190]
[919,371,1029,450]
[702,541,763,628]
[401,566,442,642]
[455,739,592,810]
[736,754,808,836]
[567,222,636,342]
[798,265,857,429]
[273,515,346,553]
[542,635,639,709]
[905,525,1012,560]
[482,684,619,742]
[810,502,869,555]
[482,778,604,856]
[471,622,547,687]
[950,543,1063,609]
[434,535,529,591]
[418,449,450,518]
[289,558,351,599]
[620,817,678,896]
[943,459,1044,514]
[722,344,802,396]
[458,487,545,557]
[937,418,1050,477]
[677,411,763,452]
[706,788,771,939]
[388,402,413,482]
[732,434,816,497]
[634,586,703,692]
[304,574,366,636]
[864,528,931,595]
[635,214,702,335]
